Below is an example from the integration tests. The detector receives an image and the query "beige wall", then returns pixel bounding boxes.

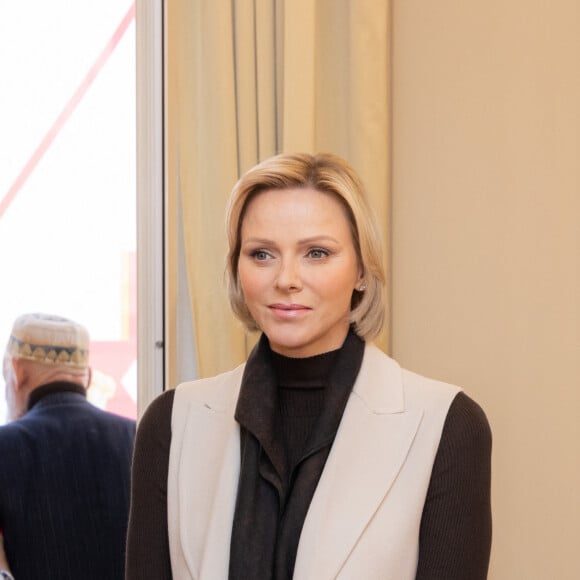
[392,1,579,578]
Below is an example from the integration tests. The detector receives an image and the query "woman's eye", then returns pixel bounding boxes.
[307,248,329,259]
[251,250,271,261]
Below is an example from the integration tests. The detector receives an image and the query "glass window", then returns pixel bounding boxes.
[0,1,137,423]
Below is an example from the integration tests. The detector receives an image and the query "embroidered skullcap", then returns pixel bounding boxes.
[6,313,90,368]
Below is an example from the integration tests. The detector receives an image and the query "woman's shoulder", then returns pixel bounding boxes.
[138,389,175,428]
[366,346,489,434]
[401,366,491,440]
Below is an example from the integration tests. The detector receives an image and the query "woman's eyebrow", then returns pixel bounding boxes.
[296,235,340,245]
[242,235,339,245]
[241,237,275,246]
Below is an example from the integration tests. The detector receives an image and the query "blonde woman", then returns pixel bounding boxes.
[126,153,492,579]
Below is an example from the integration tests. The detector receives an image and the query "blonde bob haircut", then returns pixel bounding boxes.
[225,152,386,341]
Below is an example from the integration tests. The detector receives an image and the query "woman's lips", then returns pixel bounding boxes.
[268,303,312,319]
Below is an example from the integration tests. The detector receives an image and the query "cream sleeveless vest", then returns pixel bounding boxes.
[167,344,460,580]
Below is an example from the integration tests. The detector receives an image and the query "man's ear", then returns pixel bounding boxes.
[86,367,93,389]
[11,358,28,391]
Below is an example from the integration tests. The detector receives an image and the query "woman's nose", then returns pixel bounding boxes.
[275,259,302,291]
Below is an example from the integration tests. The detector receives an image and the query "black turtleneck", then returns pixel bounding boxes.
[272,348,338,478]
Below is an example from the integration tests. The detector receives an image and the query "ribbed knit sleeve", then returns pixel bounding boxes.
[125,389,175,580]
[415,391,492,579]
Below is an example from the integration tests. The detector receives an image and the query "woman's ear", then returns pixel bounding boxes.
[356,270,366,292]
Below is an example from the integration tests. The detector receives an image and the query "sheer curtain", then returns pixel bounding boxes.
[165,0,390,382]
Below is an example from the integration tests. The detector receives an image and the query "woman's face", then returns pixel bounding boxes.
[238,187,362,358]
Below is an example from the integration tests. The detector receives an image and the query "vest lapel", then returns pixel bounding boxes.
[170,368,243,580]
[294,346,422,579]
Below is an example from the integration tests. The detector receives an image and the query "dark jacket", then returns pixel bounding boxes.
[0,381,136,580]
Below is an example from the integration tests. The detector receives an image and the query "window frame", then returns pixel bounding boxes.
[136,0,164,417]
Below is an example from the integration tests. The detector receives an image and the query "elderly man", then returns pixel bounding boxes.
[0,313,136,580]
